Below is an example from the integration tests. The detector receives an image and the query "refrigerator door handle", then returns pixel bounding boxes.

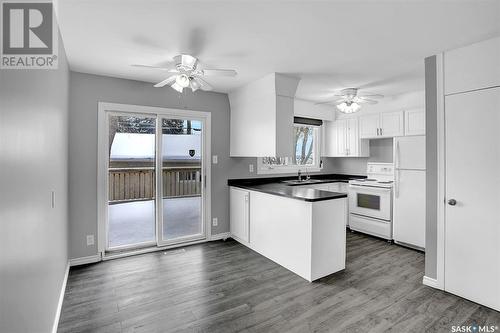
[395,169,400,198]
[396,140,401,169]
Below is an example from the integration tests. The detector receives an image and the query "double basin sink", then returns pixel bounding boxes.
[281,179,326,186]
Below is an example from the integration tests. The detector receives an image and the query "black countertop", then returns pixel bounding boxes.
[228,174,366,202]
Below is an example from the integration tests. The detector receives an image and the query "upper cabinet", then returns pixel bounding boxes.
[359,113,379,138]
[229,73,300,157]
[323,118,369,157]
[444,37,500,95]
[404,109,425,136]
[359,111,404,139]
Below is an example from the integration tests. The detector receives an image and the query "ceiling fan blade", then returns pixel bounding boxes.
[201,69,237,77]
[131,64,175,71]
[194,77,213,91]
[359,93,384,99]
[355,97,378,104]
[315,99,346,105]
[153,75,177,88]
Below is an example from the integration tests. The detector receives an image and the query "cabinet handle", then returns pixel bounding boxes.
[377,128,379,136]
[380,128,383,136]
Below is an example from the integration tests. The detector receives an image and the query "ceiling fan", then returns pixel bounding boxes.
[132,54,237,93]
[317,88,383,114]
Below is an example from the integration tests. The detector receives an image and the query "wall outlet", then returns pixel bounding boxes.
[249,164,254,173]
[212,155,218,164]
[212,218,218,227]
[86,235,95,246]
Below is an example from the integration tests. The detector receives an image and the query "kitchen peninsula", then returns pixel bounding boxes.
[228,175,363,281]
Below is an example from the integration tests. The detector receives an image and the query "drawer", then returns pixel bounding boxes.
[349,214,392,240]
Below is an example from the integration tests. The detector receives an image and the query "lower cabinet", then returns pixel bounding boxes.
[229,187,250,244]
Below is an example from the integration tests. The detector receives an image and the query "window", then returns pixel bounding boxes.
[257,124,321,174]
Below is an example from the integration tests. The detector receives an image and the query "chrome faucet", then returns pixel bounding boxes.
[298,169,303,182]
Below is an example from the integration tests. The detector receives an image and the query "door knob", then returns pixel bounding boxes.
[448,199,457,206]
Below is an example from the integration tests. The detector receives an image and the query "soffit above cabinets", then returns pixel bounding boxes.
[229,73,300,157]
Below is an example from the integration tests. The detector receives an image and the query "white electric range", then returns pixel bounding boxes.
[348,163,394,241]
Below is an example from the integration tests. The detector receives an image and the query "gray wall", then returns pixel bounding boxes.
[68,72,339,259]
[331,138,394,174]
[0,37,70,332]
[424,56,438,279]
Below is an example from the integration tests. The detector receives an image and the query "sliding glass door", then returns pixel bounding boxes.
[101,106,209,253]
[107,114,157,250]
[158,117,204,245]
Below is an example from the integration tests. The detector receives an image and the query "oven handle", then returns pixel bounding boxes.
[348,184,392,192]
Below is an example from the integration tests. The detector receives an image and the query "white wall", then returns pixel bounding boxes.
[0,36,70,332]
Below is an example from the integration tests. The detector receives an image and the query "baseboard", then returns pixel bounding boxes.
[210,232,231,241]
[422,275,441,289]
[51,261,69,333]
[69,254,101,267]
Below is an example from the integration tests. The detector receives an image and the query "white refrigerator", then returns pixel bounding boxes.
[393,136,426,249]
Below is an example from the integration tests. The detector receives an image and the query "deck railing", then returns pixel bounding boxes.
[108,166,202,203]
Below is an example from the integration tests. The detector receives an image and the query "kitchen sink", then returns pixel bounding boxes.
[281,179,324,186]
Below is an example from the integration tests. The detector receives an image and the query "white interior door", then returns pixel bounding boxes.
[444,87,500,311]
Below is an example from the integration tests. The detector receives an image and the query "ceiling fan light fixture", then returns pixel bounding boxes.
[337,101,361,114]
[171,81,184,93]
[190,78,201,92]
[175,74,190,88]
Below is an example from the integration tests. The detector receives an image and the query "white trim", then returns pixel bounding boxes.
[69,254,101,267]
[51,261,70,333]
[422,276,441,290]
[97,102,212,255]
[435,53,446,290]
[210,232,231,241]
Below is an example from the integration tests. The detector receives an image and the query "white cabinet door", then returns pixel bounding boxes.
[335,119,348,156]
[230,187,250,243]
[338,183,348,193]
[359,114,380,139]
[404,109,425,136]
[323,118,368,157]
[327,183,340,192]
[444,37,500,95]
[346,118,359,156]
[380,111,404,137]
[445,87,500,311]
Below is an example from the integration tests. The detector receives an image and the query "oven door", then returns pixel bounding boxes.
[348,185,392,221]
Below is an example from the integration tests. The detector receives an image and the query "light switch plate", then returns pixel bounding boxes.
[212,155,218,164]
[86,235,95,246]
[212,218,218,227]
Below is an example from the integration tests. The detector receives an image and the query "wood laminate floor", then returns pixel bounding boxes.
[59,232,500,333]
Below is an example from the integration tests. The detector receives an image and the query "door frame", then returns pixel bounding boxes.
[427,53,446,290]
[97,102,212,256]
